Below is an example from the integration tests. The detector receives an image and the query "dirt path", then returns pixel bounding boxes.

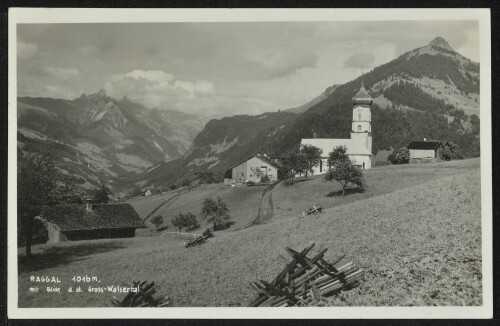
[254,182,279,225]
[142,185,201,222]
[143,195,180,222]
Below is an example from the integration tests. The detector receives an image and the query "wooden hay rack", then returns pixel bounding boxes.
[249,243,364,307]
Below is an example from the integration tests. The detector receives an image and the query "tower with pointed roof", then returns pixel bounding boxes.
[299,76,373,173]
[350,77,373,158]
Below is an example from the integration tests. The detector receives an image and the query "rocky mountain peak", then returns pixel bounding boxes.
[429,37,454,52]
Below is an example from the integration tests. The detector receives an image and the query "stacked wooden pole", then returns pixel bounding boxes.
[249,243,364,307]
[110,281,171,307]
[184,229,214,248]
[300,205,324,218]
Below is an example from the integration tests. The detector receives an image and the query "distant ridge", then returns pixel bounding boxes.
[133,37,480,188]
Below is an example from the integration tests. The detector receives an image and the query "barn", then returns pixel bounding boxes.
[408,140,444,163]
[224,154,279,185]
[36,200,146,243]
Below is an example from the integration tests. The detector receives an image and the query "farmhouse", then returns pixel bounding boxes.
[224,153,279,185]
[144,189,152,197]
[36,200,146,243]
[408,140,443,163]
[300,79,373,174]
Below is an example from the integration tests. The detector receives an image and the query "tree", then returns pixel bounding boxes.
[171,213,185,232]
[300,144,323,176]
[279,149,309,180]
[172,212,198,232]
[327,146,349,169]
[442,142,464,161]
[194,171,215,184]
[324,159,366,197]
[388,147,410,164]
[17,140,65,257]
[93,184,111,204]
[183,212,199,231]
[151,215,164,230]
[201,196,231,230]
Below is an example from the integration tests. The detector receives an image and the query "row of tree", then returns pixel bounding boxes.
[150,196,232,233]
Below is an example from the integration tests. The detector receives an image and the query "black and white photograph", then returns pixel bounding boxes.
[7,8,492,319]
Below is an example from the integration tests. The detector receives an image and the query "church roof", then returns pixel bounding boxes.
[301,138,372,156]
[352,78,373,106]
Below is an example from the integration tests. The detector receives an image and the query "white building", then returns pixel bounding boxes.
[301,79,373,174]
[224,154,279,185]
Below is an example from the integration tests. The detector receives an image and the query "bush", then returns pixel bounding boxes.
[442,142,464,161]
[246,180,256,186]
[170,184,178,190]
[260,175,271,183]
[151,215,164,230]
[388,147,410,164]
[171,212,198,232]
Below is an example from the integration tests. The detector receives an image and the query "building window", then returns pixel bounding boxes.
[358,113,361,121]
[357,125,361,132]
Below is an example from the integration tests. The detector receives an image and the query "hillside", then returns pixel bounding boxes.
[18,159,481,307]
[133,111,296,187]
[17,91,207,191]
[134,37,480,188]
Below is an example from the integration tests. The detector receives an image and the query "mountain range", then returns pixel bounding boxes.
[17,91,207,191]
[18,37,481,194]
[132,37,480,189]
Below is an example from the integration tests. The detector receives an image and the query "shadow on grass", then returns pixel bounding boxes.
[213,221,236,231]
[326,188,365,197]
[18,241,129,273]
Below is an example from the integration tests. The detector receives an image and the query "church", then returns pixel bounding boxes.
[300,79,373,174]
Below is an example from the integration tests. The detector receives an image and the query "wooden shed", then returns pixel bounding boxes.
[36,201,146,243]
[408,141,443,163]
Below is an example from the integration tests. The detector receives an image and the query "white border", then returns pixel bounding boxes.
[7,8,492,319]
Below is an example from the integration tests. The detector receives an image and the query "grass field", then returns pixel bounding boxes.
[129,183,265,234]
[18,159,482,307]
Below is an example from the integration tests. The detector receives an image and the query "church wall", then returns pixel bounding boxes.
[349,155,372,169]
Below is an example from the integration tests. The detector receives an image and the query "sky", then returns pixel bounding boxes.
[17,20,479,118]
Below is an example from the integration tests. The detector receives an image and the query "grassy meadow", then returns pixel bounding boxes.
[18,159,482,307]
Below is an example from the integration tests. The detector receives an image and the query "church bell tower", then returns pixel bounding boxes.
[350,77,373,154]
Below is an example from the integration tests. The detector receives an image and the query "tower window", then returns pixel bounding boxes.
[358,113,361,121]
[357,125,361,132]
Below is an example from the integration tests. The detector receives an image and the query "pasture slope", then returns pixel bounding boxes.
[18,159,482,307]
[129,183,266,233]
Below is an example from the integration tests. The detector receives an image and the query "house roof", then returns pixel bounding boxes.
[227,154,280,171]
[407,141,443,150]
[37,203,146,232]
[301,138,372,156]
